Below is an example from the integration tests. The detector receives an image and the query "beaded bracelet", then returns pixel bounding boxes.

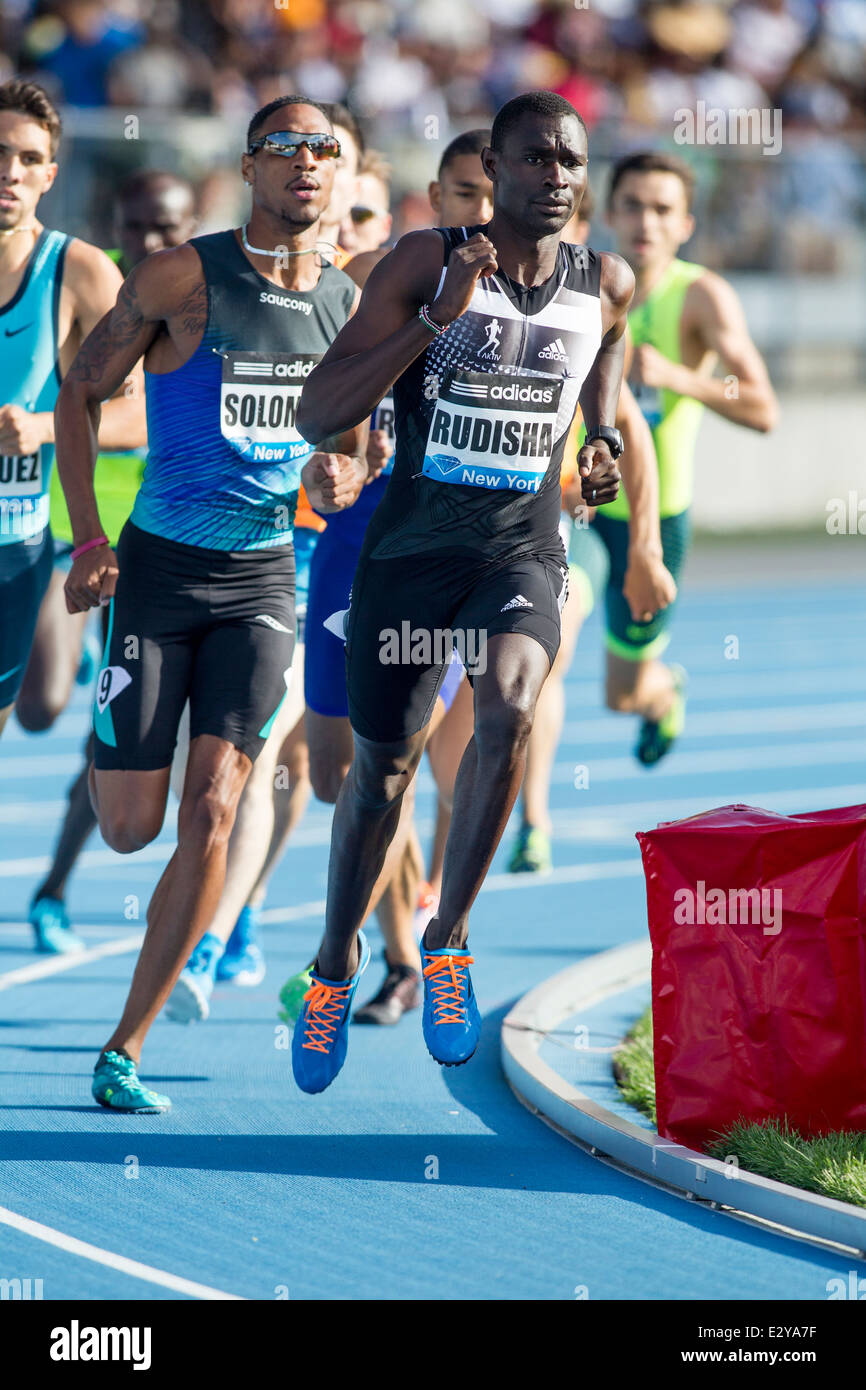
[418,303,448,336]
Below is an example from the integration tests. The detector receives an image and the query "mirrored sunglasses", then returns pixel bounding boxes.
[247,131,341,160]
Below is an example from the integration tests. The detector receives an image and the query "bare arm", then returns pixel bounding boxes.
[578,251,635,434]
[575,252,635,504]
[617,382,677,621]
[632,272,779,432]
[57,248,199,611]
[297,230,498,442]
[299,284,371,513]
[617,329,660,555]
[61,240,148,449]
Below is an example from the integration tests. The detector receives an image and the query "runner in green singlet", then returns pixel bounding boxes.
[569,151,778,765]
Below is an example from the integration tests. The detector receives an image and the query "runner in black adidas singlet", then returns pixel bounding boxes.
[290,91,634,1093]
[56,97,369,1113]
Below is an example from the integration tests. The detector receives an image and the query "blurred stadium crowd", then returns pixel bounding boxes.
[1,0,864,273]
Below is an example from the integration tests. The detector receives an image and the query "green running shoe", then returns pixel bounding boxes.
[636,664,688,767]
[508,824,553,874]
[278,963,314,1027]
[92,1050,171,1114]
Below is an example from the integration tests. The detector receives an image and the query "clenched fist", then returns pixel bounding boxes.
[0,404,50,458]
[430,233,498,327]
[65,544,118,614]
[576,439,620,507]
[301,452,366,514]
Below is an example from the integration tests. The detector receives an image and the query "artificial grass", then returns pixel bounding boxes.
[612,1004,656,1124]
[614,1006,866,1208]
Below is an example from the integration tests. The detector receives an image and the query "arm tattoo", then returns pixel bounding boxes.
[67,277,149,387]
[175,280,208,338]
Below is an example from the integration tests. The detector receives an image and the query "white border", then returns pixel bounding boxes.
[501,941,866,1256]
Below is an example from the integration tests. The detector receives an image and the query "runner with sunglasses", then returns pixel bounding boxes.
[292,91,633,1093]
[339,150,392,257]
[56,96,369,1113]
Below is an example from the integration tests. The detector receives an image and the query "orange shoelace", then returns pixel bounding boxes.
[301,979,352,1052]
[422,952,474,1026]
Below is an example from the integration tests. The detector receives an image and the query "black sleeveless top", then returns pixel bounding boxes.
[362,224,603,563]
[133,230,356,550]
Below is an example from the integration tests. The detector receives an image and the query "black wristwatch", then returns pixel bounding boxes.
[584,425,624,459]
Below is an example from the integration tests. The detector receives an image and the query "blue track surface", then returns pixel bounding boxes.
[1,553,865,1300]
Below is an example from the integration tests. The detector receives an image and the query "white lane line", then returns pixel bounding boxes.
[257,859,643,923]
[564,667,866,700]
[0,1205,242,1300]
[0,932,144,991]
[561,700,866,745]
[547,738,866,784]
[551,783,866,835]
[1,781,864,878]
[0,843,175,879]
[483,858,643,892]
[0,931,245,1300]
[259,899,327,925]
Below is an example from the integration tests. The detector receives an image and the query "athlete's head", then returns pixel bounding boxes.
[242,95,338,233]
[429,129,493,229]
[319,101,364,235]
[606,152,695,272]
[339,149,391,255]
[483,92,587,240]
[0,80,61,232]
[115,169,197,269]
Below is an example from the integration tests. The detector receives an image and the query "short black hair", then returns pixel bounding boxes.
[0,78,62,156]
[490,91,586,153]
[247,95,332,151]
[607,151,696,211]
[437,128,490,180]
[319,102,365,158]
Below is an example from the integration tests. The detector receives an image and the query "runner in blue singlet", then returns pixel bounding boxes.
[0,79,145,743]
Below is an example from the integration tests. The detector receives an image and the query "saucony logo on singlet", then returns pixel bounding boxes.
[258,290,313,315]
[539,337,568,361]
[253,614,292,634]
[4,323,32,337]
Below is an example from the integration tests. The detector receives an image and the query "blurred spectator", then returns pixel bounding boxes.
[339,148,392,254]
[0,0,859,277]
[26,1,143,107]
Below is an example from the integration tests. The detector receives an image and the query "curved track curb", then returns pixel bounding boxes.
[501,940,866,1256]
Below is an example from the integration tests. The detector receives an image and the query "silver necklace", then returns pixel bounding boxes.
[241,224,321,258]
[0,225,36,238]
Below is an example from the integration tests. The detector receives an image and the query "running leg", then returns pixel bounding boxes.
[316,728,428,982]
[426,631,551,950]
[15,567,88,732]
[99,735,252,1060]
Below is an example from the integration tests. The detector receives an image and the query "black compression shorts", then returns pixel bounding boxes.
[93,521,295,771]
[345,546,568,743]
[0,529,53,708]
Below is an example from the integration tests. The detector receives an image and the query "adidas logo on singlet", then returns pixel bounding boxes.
[539,337,569,362]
